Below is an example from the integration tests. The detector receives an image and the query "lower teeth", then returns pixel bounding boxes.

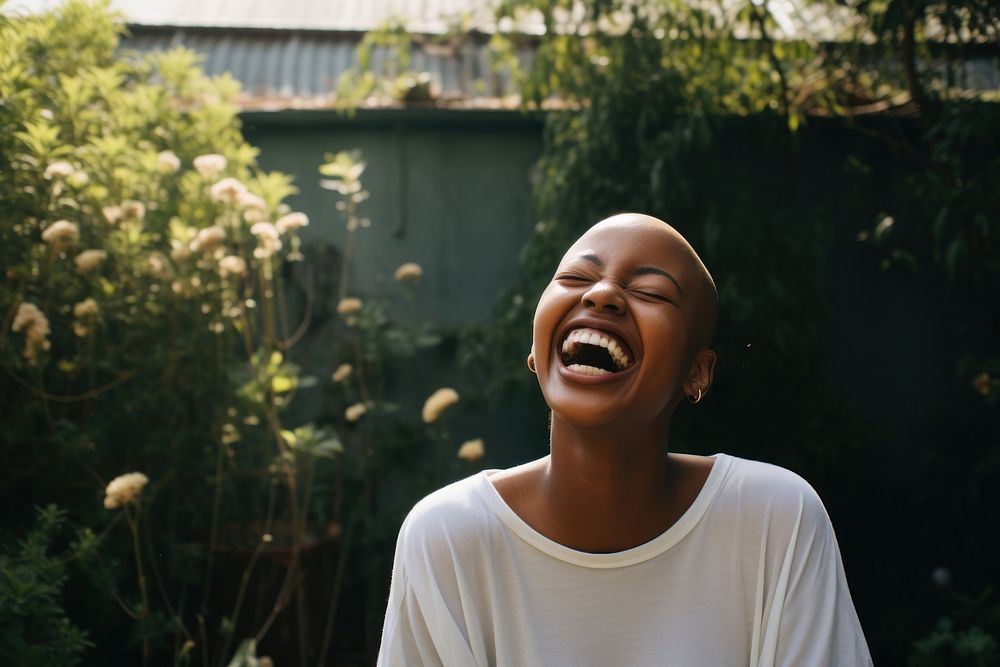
[567,364,610,376]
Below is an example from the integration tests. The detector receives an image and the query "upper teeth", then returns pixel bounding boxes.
[561,328,631,370]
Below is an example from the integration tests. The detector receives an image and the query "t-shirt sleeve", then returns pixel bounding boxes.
[377,561,444,667]
[769,490,874,667]
[376,493,485,666]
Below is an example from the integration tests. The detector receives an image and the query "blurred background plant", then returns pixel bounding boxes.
[0,2,474,664]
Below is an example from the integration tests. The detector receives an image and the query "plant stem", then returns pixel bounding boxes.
[127,506,151,667]
[317,512,356,665]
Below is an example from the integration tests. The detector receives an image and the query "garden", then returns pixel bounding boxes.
[1,0,998,665]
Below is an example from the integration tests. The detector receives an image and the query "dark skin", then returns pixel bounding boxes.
[491,213,719,553]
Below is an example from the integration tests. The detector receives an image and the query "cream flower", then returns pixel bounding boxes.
[336,297,362,315]
[74,249,107,274]
[239,192,268,223]
[210,177,248,205]
[147,252,173,279]
[250,222,282,259]
[422,388,459,423]
[193,153,226,178]
[157,150,181,174]
[332,363,352,383]
[190,225,226,254]
[72,298,99,337]
[73,298,99,319]
[457,438,485,461]
[344,402,367,422]
[122,200,145,223]
[103,206,123,225]
[170,240,192,262]
[394,262,423,282]
[11,302,51,365]
[103,472,149,509]
[67,170,89,189]
[973,372,992,396]
[44,161,75,179]
[275,212,309,234]
[41,220,79,250]
[218,255,246,276]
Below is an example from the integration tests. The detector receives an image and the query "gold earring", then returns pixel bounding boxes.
[688,387,703,404]
[527,353,536,373]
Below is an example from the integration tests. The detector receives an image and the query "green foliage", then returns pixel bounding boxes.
[1,4,474,663]
[0,506,92,666]
[910,590,1000,666]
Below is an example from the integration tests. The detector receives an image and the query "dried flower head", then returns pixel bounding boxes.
[240,192,268,223]
[457,438,485,461]
[193,153,227,178]
[250,222,282,259]
[74,249,107,274]
[147,251,174,279]
[190,225,226,254]
[103,472,149,509]
[332,363,352,383]
[422,387,459,423]
[394,262,423,282]
[44,161,75,179]
[157,150,181,174]
[103,206,123,225]
[73,298,99,319]
[41,220,79,250]
[973,372,992,396]
[120,200,145,223]
[218,255,246,276]
[11,302,51,365]
[67,170,89,189]
[345,402,367,422]
[336,297,362,315]
[210,177,248,205]
[72,298,99,336]
[170,240,192,262]
[275,212,309,234]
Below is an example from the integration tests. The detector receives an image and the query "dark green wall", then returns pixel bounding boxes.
[243,109,543,326]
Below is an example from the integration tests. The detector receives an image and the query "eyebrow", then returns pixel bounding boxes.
[577,253,685,298]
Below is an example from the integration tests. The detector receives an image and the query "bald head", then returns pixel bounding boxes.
[579,213,718,350]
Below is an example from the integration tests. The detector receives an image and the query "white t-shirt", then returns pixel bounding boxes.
[378,454,873,666]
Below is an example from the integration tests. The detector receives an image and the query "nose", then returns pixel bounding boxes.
[582,280,626,314]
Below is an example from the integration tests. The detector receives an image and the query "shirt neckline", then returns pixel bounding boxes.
[474,453,734,569]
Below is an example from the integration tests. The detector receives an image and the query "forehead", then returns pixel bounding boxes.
[561,220,693,268]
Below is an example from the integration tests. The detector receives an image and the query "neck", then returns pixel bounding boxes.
[540,413,680,551]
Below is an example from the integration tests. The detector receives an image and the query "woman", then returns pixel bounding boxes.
[378,213,873,666]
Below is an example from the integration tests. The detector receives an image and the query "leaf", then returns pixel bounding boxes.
[271,375,295,393]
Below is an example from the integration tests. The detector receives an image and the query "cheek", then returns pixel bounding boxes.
[531,285,566,345]
[642,316,692,375]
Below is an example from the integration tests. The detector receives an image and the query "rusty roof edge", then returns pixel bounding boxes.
[238,106,547,128]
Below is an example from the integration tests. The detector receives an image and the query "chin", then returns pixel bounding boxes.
[545,394,628,430]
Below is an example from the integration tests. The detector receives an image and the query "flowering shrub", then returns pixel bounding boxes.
[0,3,485,664]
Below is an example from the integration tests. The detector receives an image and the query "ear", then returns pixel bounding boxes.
[685,348,717,397]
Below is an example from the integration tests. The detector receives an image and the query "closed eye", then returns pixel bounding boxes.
[556,274,592,282]
[631,289,676,304]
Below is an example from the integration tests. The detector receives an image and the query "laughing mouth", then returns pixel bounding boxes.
[559,327,634,376]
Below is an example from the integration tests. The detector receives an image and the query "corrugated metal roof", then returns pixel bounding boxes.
[5,0,856,41]
[4,0,502,33]
[121,27,529,110]
[8,0,993,112]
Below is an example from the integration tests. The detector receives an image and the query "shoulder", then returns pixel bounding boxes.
[717,455,832,531]
[395,472,496,562]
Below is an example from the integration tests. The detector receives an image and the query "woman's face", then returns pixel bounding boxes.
[532,217,709,429]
